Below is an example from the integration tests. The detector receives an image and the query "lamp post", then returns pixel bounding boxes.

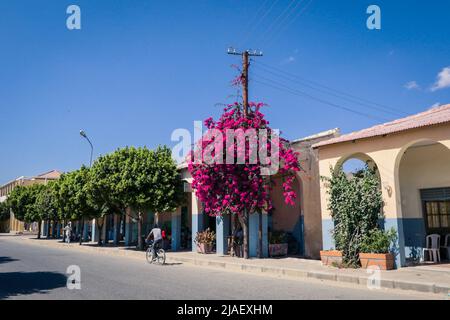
[79,130,93,167]
[79,129,94,245]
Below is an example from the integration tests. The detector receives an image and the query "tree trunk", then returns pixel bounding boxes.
[62,220,66,242]
[137,211,143,251]
[238,211,249,259]
[97,221,103,246]
[79,217,85,245]
[46,219,51,238]
[113,214,120,246]
[230,214,236,256]
[154,212,159,226]
[37,221,42,239]
[53,220,58,238]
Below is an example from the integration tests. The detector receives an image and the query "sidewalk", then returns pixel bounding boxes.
[15,235,450,296]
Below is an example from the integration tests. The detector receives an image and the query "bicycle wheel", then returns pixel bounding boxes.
[157,249,166,265]
[146,248,154,264]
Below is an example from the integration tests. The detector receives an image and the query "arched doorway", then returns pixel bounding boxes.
[397,140,450,263]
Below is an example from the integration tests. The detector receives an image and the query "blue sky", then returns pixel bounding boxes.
[0,0,449,183]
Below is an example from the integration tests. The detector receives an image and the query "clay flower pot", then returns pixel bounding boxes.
[359,253,394,270]
[269,243,288,257]
[197,243,213,254]
[320,250,343,266]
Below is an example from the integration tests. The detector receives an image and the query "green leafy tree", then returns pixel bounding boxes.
[88,151,129,245]
[89,146,183,249]
[123,146,183,250]
[323,165,384,266]
[7,184,46,238]
[56,166,97,244]
[35,182,60,238]
[0,201,10,221]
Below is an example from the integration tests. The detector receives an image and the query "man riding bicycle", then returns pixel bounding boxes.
[145,224,162,258]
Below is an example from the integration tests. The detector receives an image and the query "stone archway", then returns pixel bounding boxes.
[395,139,450,263]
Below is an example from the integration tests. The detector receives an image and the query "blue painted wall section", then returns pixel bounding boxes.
[91,220,98,243]
[83,221,89,241]
[216,215,230,255]
[249,213,268,258]
[402,218,426,261]
[171,212,181,251]
[124,218,133,246]
[292,216,305,255]
[384,218,407,267]
[192,213,203,252]
[321,219,334,250]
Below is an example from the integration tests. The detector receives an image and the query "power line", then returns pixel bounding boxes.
[253,59,407,117]
[251,74,388,122]
[264,0,314,48]
[253,62,405,117]
[258,0,305,45]
[255,0,302,45]
[238,0,271,47]
[240,0,281,47]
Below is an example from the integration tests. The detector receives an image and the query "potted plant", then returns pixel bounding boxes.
[359,228,397,270]
[320,249,343,267]
[194,228,215,254]
[269,231,288,257]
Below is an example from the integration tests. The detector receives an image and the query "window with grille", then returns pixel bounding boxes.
[424,201,450,229]
[421,187,450,231]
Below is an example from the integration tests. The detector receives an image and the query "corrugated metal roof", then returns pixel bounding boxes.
[313,104,450,148]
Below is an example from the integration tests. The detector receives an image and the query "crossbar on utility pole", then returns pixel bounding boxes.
[227,48,263,118]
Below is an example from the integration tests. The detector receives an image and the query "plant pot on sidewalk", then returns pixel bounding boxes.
[196,243,213,254]
[194,228,215,254]
[320,250,343,266]
[359,253,394,270]
[269,243,288,257]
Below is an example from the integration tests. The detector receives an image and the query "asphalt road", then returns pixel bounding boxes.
[0,235,442,300]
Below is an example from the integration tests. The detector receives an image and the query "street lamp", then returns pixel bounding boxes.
[79,130,94,167]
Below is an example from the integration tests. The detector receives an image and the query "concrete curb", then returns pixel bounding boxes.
[21,237,450,296]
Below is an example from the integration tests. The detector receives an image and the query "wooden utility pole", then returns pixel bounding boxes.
[227,48,263,118]
[242,51,249,117]
[227,47,263,259]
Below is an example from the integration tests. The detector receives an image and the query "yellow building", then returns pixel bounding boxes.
[0,170,61,233]
[314,104,450,267]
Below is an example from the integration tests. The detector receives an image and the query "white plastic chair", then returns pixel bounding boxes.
[442,234,450,260]
[422,234,441,263]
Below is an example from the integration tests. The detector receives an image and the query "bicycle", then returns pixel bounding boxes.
[145,240,166,265]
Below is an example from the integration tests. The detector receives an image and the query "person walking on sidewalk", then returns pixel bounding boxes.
[63,222,72,244]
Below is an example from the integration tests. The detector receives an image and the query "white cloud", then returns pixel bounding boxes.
[404,81,419,90]
[431,66,450,91]
[281,56,295,65]
[429,102,441,109]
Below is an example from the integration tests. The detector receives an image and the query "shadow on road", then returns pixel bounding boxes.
[0,271,67,299]
[0,257,18,265]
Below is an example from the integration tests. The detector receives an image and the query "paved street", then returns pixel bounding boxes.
[0,236,443,300]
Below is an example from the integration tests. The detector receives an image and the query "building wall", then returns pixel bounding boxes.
[0,174,61,233]
[399,143,450,219]
[317,123,450,266]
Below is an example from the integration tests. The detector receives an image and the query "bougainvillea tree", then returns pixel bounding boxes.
[188,102,300,258]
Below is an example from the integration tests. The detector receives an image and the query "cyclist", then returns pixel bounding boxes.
[145,224,162,259]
